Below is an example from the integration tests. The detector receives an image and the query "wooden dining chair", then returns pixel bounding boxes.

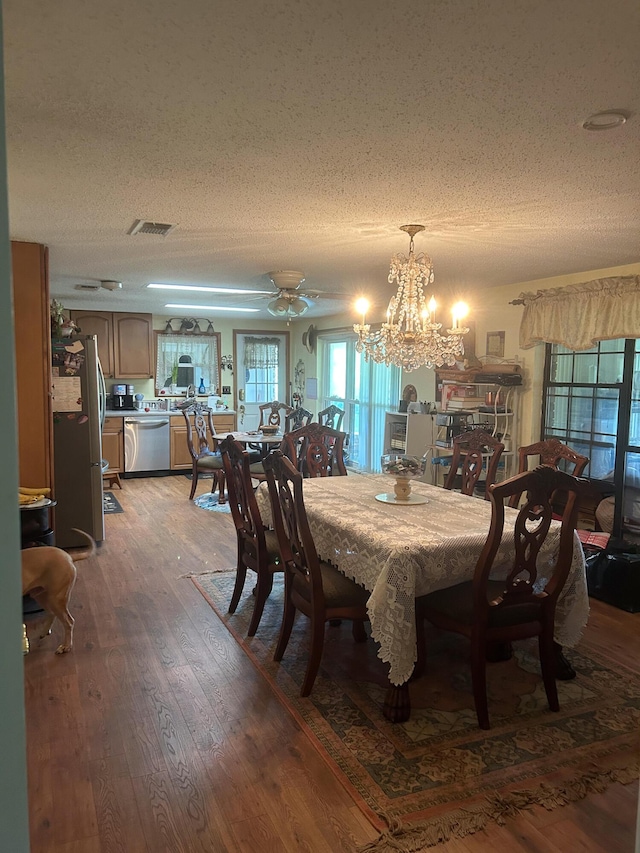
[219,436,282,636]
[182,402,225,501]
[508,438,589,508]
[317,404,345,432]
[263,450,369,696]
[285,406,313,432]
[280,422,348,477]
[258,401,294,433]
[415,465,587,729]
[443,428,505,499]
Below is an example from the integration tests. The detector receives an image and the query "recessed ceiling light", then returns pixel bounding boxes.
[582,110,630,131]
[165,303,260,313]
[148,283,271,295]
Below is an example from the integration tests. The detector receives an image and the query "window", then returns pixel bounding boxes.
[319,332,401,472]
[543,339,640,537]
[243,337,280,403]
[155,332,221,394]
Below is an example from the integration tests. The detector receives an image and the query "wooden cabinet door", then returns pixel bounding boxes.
[70,310,115,378]
[113,313,153,379]
[170,424,193,469]
[212,414,236,434]
[102,418,124,472]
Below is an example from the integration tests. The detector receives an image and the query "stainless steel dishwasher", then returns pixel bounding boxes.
[124,416,171,472]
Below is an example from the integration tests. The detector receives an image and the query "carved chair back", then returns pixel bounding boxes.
[443,428,505,499]
[280,422,348,477]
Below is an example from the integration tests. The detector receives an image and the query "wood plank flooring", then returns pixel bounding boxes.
[23,475,639,852]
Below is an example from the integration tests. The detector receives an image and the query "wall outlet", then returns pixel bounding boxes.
[222,385,231,394]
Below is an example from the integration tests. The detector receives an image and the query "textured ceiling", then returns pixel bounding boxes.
[3,0,640,320]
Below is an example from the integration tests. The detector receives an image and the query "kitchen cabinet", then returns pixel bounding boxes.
[12,241,53,492]
[70,310,153,379]
[102,417,124,473]
[170,412,236,470]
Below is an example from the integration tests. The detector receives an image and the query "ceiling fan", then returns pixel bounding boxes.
[261,270,346,318]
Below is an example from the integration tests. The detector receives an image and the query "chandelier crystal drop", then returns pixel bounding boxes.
[353,224,469,372]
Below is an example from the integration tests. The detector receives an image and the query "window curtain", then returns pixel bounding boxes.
[359,356,401,472]
[519,275,640,351]
[156,334,219,390]
[243,337,280,370]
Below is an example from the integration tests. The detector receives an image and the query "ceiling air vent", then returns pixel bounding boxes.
[75,283,101,291]
[128,219,176,237]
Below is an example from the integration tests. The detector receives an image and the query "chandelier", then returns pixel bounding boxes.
[353,224,469,372]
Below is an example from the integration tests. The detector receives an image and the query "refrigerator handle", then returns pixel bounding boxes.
[97,356,106,431]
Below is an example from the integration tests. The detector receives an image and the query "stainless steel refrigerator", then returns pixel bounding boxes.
[52,334,106,548]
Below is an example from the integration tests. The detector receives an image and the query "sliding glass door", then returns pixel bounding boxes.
[319,333,400,472]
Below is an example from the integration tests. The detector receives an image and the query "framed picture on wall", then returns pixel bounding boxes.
[486,331,505,358]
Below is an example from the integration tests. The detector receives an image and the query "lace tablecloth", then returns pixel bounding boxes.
[256,474,589,686]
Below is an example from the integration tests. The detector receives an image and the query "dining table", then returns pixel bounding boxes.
[216,430,284,455]
[255,472,589,722]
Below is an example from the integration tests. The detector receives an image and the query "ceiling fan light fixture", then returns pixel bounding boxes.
[267,293,309,318]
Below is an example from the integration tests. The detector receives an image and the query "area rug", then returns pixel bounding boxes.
[193,492,231,513]
[192,571,640,851]
[103,491,124,514]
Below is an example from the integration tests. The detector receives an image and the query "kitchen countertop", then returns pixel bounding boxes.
[104,408,235,418]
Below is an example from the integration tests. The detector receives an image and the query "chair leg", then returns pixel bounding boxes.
[539,629,560,712]
[217,471,226,505]
[301,615,326,696]
[471,638,490,729]
[228,550,247,614]
[189,467,198,500]
[247,570,274,637]
[351,620,367,643]
[274,575,296,662]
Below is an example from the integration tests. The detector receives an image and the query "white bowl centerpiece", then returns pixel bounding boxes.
[380,453,427,502]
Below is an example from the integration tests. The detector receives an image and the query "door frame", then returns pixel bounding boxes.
[233,329,290,428]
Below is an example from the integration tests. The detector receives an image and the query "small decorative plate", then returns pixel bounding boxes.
[375,493,428,505]
[402,383,418,402]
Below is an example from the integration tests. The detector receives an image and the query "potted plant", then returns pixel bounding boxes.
[50,299,80,338]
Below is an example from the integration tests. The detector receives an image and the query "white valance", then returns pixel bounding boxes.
[518,275,640,350]
[243,336,280,370]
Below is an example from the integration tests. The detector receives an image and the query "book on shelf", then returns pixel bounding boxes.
[446,385,481,398]
[447,400,482,410]
[435,439,453,447]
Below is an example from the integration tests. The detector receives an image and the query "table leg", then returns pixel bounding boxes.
[383,682,411,723]
[553,641,576,680]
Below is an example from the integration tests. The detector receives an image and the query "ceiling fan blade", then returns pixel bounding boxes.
[301,289,349,301]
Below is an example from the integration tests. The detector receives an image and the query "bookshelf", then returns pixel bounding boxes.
[383,411,437,483]
[431,380,520,489]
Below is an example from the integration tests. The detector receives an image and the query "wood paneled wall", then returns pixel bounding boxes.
[12,241,53,489]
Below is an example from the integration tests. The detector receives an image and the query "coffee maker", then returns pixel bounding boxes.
[111,384,135,410]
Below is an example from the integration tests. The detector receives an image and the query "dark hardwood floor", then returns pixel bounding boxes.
[23,475,639,852]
